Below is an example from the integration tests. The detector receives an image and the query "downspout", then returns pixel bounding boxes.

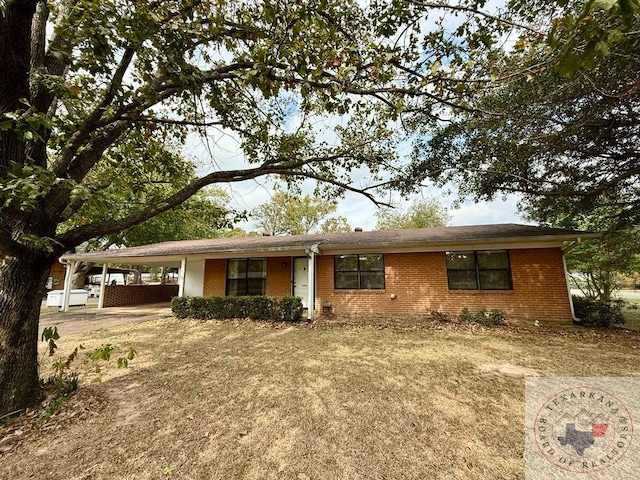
[306,243,321,321]
[562,238,582,322]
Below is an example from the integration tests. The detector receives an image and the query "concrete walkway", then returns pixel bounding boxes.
[39,300,173,336]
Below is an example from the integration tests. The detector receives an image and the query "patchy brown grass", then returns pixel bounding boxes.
[1,318,639,479]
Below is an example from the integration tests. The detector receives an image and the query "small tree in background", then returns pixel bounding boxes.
[375,198,450,230]
[566,227,640,302]
[252,192,349,235]
[320,216,351,233]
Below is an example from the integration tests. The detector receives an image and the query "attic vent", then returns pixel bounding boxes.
[354,227,363,232]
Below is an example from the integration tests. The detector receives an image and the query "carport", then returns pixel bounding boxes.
[59,250,186,312]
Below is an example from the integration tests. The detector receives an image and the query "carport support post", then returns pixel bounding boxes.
[98,263,108,309]
[178,257,187,297]
[61,260,77,312]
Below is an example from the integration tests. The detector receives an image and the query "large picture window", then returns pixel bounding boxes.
[446,250,512,290]
[335,254,385,289]
[226,258,266,296]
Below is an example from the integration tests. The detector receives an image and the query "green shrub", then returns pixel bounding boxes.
[171,297,190,318]
[246,296,278,320]
[458,307,476,323]
[572,295,625,328]
[481,309,508,327]
[171,295,303,322]
[278,296,304,322]
[211,296,234,319]
[430,310,453,323]
[190,297,214,319]
[457,308,507,327]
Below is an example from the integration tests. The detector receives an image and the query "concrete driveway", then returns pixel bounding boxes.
[39,300,173,336]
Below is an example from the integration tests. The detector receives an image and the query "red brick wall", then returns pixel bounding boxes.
[265,257,292,299]
[48,262,66,290]
[204,259,226,297]
[103,284,179,307]
[315,248,572,321]
[203,257,292,300]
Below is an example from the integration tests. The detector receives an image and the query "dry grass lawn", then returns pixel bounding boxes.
[1,317,639,479]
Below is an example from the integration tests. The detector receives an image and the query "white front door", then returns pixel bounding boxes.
[293,257,309,308]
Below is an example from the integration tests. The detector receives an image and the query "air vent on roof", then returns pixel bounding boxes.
[354,227,363,232]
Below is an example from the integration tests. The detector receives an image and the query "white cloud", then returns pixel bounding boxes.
[449,196,526,226]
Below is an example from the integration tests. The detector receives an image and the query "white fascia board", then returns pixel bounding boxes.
[181,248,309,260]
[61,248,309,265]
[60,254,184,266]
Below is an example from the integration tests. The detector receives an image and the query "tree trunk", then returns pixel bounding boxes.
[134,267,142,285]
[0,254,52,417]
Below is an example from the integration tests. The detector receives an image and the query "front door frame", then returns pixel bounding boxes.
[292,256,309,308]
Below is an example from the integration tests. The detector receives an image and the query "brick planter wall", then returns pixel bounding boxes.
[103,284,179,307]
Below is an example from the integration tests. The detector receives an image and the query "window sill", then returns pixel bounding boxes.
[333,289,387,294]
[448,289,514,294]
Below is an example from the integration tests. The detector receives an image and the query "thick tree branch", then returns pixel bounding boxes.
[52,62,250,179]
[291,172,392,207]
[55,143,394,247]
[51,47,137,177]
[410,1,541,35]
[28,0,47,79]
[44,120,130,222]
[55,163,310,247]
[0,0,38,176]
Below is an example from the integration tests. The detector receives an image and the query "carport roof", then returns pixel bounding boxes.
[60,223,599,266]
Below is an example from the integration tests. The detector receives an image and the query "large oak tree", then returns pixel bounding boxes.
[0,0,518,416]
[408,0,640,228]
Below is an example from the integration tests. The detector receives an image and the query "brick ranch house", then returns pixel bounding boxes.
[59,224,598,321]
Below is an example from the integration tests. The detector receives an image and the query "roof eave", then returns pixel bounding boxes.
[59,232,599,264]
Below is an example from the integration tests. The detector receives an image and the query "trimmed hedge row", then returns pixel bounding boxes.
[171,295,304,322]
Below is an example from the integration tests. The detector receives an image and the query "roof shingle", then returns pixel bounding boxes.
[61,223,598,263]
